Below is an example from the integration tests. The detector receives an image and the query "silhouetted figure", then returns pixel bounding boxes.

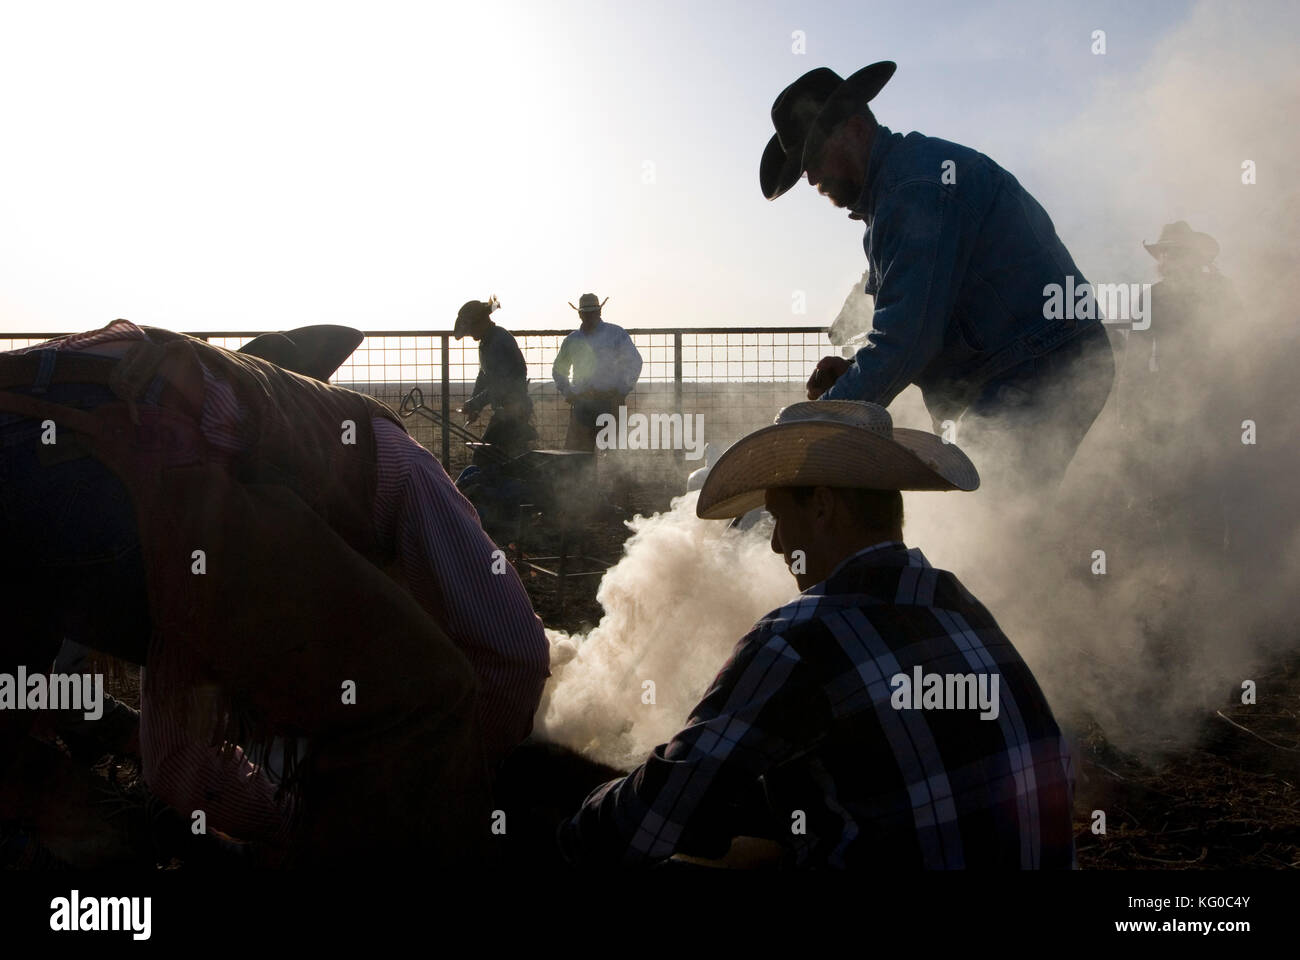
[762,62,1113,489]
[560,402,1075,869]
[1115,221,1241,433]
[453,296,538,463]
[552,293,642,452]
[1113,221,1242,564]
[0,320,548,867]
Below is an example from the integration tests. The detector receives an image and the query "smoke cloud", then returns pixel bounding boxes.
[535,1,1299,767]
[537,495,790,770]
[889,0,1300,752]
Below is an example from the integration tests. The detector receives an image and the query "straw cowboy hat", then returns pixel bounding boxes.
[238,325,364,381]
[568,292,609,315]
[1143,221,1220,267]
[696,400,979,520]
[760,61,897,201]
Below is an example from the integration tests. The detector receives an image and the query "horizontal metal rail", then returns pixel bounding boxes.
[0,326,830,340]
[1,326,836,473]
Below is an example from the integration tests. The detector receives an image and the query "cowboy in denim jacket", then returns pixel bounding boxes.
[763,62,1113,488]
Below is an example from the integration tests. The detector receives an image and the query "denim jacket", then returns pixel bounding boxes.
[821,125,1096,421]
[465,324,529,416]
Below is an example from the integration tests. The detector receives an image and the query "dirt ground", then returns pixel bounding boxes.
[28,475,1299,870]
[1071,657,1300,870]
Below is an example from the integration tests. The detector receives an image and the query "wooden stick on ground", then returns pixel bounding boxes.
[1216,710,1300,752]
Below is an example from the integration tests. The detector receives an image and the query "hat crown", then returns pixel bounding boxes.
[1144,221,1219,265]
[770,68,843,151]
[1157,221,1194,243]
[454,296,498,337]
[457,299,486,321]
[578,293,600,309]
[695,397,978,519]
[774,399,894,438]
[760,61,896,201]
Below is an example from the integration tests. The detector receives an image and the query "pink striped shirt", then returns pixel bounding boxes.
[13,321,549,844]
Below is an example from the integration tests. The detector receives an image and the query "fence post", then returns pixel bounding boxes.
[673,331,683,466]
[440,333,451,469]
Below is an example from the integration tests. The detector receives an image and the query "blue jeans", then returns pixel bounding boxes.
[959,322,1115,490]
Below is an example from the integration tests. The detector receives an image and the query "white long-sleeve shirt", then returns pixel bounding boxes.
[551,321,643,397]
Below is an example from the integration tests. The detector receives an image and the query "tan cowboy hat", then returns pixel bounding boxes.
[1143,221,1220,266]
[568,292,609,314]
[696,400,979,520]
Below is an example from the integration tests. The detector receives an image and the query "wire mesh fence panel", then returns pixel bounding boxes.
[203,336,257,352]
[0,337,62,351]
[1,327,836,483]
[332,333,445,458]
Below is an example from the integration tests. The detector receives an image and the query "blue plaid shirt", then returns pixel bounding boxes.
[558,541,1076,869]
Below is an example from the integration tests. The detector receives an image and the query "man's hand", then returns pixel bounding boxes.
[806,356,851,400]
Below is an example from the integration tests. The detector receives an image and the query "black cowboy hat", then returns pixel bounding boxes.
[760,61,896,201]
[238,325,364,381]
[453,296,501,339]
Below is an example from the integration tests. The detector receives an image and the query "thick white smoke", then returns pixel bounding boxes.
[887,0,1300,751]
[536,493,791,770]
[535,0,1300,767]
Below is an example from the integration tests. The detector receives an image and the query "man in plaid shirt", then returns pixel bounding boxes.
[558,400,1075,869]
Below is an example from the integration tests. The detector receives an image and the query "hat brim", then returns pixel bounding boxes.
[760,61,897,201]
[818,61,897,123]
[239,325,363,381]
[760,133,808,201]
[695,416,978,520]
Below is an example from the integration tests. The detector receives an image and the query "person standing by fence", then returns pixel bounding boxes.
[453,296,538,463]
[551,293,643,452]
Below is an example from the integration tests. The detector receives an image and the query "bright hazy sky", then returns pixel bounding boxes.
[0,0,1207,334]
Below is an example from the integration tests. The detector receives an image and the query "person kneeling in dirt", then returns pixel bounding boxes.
[0,320,549,866]
[558,400,1075,869]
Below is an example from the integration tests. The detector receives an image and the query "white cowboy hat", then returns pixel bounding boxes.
[696,400,979,520]
[568,293,609,314]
